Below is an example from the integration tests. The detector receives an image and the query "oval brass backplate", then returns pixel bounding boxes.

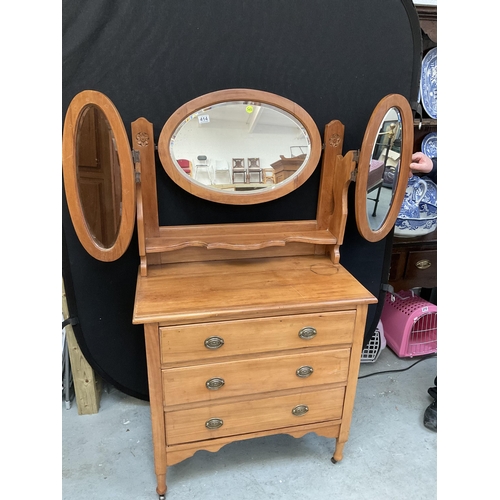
[205,418,224,430]
[298,327,317,340]
[415,259,432,270]
[296,366,314,378]
[206,377,225,390]
[292,404,309,416]
[204,336,225,349]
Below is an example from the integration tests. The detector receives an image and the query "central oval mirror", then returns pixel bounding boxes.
[158,89,322,205]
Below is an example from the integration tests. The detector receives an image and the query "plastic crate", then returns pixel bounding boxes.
[361,320,386,363]
[380,290,437,358]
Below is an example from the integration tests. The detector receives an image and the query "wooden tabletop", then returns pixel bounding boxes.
[133,255,377,326]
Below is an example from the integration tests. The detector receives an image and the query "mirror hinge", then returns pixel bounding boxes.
[132,150,141,182]
[349,150,360,181]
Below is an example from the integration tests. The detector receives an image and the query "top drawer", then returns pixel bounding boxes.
[160,311,355,365]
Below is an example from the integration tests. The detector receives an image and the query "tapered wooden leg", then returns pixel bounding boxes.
[331,440,345,464]
[144,324,168,497]
[156,473,167,498]
[331,304,368,465]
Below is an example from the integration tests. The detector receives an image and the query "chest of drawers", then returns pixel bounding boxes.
[62,89,414,498]
[133,255,376,496]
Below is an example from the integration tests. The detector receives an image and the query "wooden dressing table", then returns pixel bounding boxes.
[62,89,412,498]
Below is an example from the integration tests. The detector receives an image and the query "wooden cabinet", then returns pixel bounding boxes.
[127,93,386,496]
[389,230,437,291]
[271,154,306,183]
[134,256,375,493]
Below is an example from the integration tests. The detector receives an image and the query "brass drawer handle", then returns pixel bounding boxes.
[415,259,432,270]
[206,377,225,390]
[204,336,224,349]
[296,365,314,378]
[205,418,223,430]
[292,404,309,416]
[298,327,317,340]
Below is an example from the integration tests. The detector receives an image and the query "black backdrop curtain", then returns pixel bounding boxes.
[62,0,422,400]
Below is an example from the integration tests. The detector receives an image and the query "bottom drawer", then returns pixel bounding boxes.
[165,387,345,445]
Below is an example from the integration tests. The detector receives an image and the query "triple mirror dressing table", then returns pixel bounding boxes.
[62,88,412,498]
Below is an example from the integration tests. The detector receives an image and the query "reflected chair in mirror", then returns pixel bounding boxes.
[213,159,231,185]
[177,159,192,176]
[366,158,385,216]
[247,158,262,183]
[194,155,213,185]
[262,167,276,184]
[232,158,247,184]
[379,149,400,188]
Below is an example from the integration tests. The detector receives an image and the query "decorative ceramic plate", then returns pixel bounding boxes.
[420,47,437,119]
[421,132,437,158]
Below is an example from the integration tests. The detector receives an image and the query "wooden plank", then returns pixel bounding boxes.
[165,386,345,446]
[133,255,377,326]
[146,228,336,252]
[162,349,350,405]
[62,279,101,415]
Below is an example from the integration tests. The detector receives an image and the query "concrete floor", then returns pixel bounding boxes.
[62,347,437,500]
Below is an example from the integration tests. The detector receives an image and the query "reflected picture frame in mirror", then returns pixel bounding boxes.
[62,90,136,262]
[355,94,413,242]
[157,89,322,205]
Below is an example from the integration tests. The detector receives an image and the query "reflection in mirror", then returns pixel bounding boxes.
[169,101,311,194]
[365,107,402,230]
[76,105,122,248]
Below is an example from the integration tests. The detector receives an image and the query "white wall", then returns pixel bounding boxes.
[172,116,309,173]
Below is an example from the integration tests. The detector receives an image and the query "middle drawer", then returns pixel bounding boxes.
[162,348,350,406]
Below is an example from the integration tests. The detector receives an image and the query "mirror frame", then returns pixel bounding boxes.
[62,90,136,261]
[354,93,413,242]
[157,89,322,205]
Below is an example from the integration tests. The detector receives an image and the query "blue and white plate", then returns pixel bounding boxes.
[420,47,437,119]
[421,132,437,158]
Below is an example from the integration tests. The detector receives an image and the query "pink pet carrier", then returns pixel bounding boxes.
[380,290,437,358]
